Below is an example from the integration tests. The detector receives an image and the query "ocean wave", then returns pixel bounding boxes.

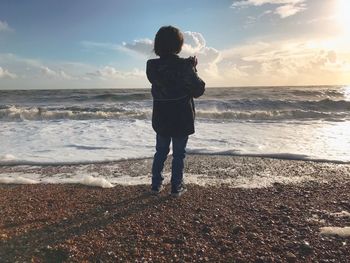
[303,98,350,111]
[196,109,348,121]
[1,98,349,122]
[91,93,151,101]
[0,89,152,104]
[0,105,151,121]
[289,89,345,98]
[198,98,350,111]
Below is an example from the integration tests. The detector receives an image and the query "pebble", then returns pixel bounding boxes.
[285,252,297,263]
[232,225,245,235]
[299,241,313,255]
[1,158,350,262]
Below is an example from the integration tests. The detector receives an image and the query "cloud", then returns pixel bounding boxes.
[232,0,305,6]
[231,0,307,18]
[115,31,350,86]
[0,52,149,88]
[87,66,145,80]
[182,31,206,53]
[40,66,74,80]
[181,31,221,64]
[0,20,12,32]
[40,66,57,77]
[0,52,146,83]
[274,3,306,18]
[0,67,17,79]
[121,31,220,65]
[81,39,154,58]
[122,39,153,55]
[212,39,350,86]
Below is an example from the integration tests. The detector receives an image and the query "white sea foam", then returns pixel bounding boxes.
[1,87,350,168]
[109,171,320,188]
[0,176,39,184]
[1,116,350,165]
[0,105,151,121]
[110,175,149,185]
[320,227,350,237]
[0,168,323,188]
[2,97,350,121]
[0,173,114,188]
[0,154,16,161]
[62,175,114,188]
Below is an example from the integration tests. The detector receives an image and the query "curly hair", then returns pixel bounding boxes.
[153,26,184,57]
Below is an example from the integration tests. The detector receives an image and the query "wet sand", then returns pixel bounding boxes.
[0,155,350,262]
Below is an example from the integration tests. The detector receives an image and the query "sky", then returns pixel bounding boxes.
[0,0,349,89]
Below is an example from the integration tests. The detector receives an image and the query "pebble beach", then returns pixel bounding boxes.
[1,155,350,262]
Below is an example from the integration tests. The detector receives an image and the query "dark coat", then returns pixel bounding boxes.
[146,54,205,137]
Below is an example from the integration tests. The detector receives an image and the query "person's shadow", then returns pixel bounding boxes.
[0,187,171,262]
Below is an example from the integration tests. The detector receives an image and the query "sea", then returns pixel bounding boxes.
[1,86,350,166]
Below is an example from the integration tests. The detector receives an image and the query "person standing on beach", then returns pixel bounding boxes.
[146,26,205,197]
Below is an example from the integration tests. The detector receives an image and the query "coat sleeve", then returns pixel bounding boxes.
[182,62,205,98]
[146,60,154,84]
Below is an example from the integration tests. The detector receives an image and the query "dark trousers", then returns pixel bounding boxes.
[151,134,188,188]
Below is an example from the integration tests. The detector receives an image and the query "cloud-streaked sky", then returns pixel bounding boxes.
[0,0,349,89]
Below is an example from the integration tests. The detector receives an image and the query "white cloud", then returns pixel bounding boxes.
[182,31,206,53]
[122,39,153,55]
[121,31,220,66]
[2,27,349,89]
[232,0,305,6]
[212,38,350,86]
[87,66,145,80]
[40,66,57,77]
[181,31,221,64]
[274,3,306,18]
[0,53,147,86]
[120,32,221,84]
[0,53,85,82]
[40,66,74,80]
[231,0,307,18]
[114,30,350,86]
[0,67,17,79]
[0,20,12,32]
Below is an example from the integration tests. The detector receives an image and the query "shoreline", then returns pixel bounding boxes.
[1,152,350,167]
[1,155,350,262]
[0,154,350,188]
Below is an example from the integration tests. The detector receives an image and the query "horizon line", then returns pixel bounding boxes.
[0,84,349,91]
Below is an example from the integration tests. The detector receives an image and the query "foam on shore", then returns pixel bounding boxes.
[0,171,323,189]
[0,173,114,188]
[1,155,349,188]
[0,176,39,184]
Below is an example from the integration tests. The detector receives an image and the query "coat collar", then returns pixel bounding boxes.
[160,54,179,59]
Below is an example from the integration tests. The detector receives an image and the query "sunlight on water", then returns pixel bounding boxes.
[343,86,350,101]
[313,121,350,160]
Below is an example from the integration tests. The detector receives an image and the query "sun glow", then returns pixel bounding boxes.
[336,0,350,35]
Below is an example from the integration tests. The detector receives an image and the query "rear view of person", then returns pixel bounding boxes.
[146,26,205,197]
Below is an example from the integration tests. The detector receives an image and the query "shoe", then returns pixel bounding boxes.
[151,184,163,195]
[171,184,187,197]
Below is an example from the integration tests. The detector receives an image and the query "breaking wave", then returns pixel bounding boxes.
[1,102,349,122]
[196,109,347,121]
[0,105,151,121]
